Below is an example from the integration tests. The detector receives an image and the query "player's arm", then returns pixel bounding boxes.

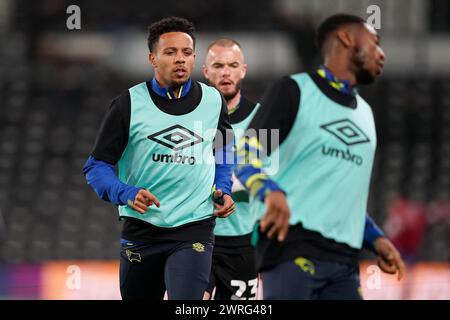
[235,77,300,241]
[363,215,405,280]
[212,95,235,218]
[83,156,140,205]
[82,92,159,213]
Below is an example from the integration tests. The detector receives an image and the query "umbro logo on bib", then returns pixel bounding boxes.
[320,119,369,166]
[320,119,370,146]
[148,124,204,151]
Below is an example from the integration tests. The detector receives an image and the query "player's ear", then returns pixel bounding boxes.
[336,29,353,49]
[241,63,248,78]
[149,52,157,68]
[202,64,209,79]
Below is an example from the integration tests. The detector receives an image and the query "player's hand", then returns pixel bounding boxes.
[260,191,290,242]
[374,237,406,281]
[130,189,160,214]
[213,189,235,218]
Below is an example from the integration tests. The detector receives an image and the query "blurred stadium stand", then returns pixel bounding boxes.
[0,0,448,267]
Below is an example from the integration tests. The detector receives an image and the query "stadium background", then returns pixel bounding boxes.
[0,0,448,299]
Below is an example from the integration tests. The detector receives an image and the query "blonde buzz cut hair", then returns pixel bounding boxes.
[206,38,242,52]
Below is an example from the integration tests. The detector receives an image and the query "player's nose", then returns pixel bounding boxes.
[378,47,385,62]
[174,51,185,63]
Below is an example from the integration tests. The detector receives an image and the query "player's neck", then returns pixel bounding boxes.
[153,76,187,99]
[227,91,241,113]
[171,86,182,97]
[323,61,357,89]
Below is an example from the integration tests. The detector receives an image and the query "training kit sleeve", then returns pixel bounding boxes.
[82,91,139,206]
[235,76,300,201]
[363,215,386,252]
[213,95,235,197]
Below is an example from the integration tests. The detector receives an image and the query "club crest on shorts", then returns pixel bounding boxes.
[294,257,315,275]
[126,249,142,263]
[192,242,205,253]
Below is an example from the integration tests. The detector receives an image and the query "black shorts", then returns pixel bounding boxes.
[120,238,213,300]
[262,258,362,300]
[206,241,258,300]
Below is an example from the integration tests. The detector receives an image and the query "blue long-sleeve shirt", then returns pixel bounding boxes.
[213,141,234,196]
[363,215,385,252]
[83,156,139,206]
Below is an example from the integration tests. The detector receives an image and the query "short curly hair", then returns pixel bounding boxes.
[316,14,365,57]
[147,16,196,52]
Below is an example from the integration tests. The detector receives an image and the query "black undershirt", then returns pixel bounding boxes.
[256,224,360,271]
[213,233,253,254]
[229,96,258,125]
[90,81,231,244]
